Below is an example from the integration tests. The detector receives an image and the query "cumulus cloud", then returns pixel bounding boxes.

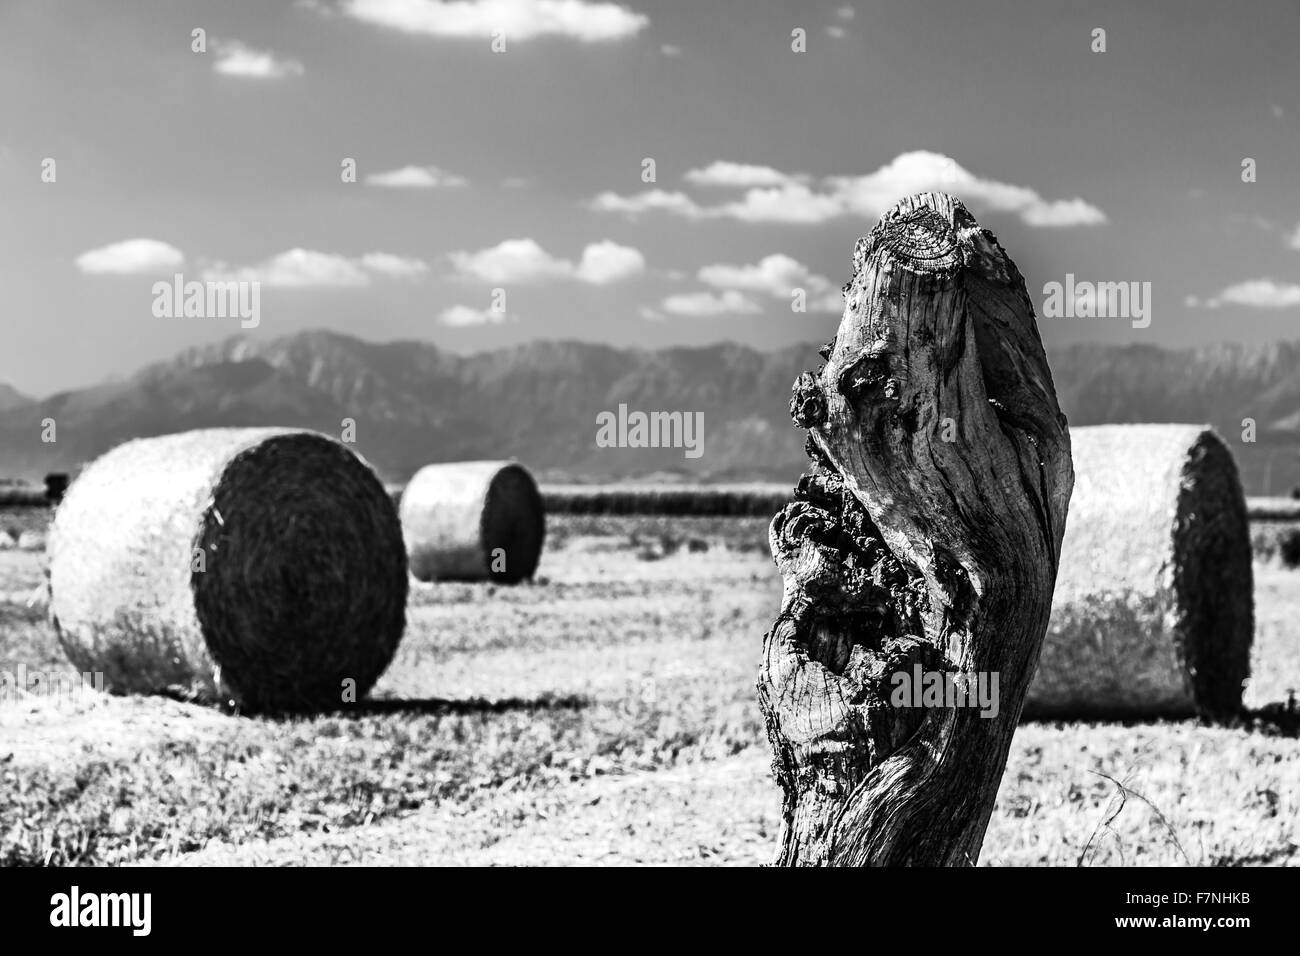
[1020,198,1108,228]
[448,239,575,283]
[439,303,510,326]
[825,151,1106,226]
[75,239,184,275]
[359,252,430,278]
[698,253,842,313]
[448,238,644,284]
[365,164,467,188]
[590,150,1106,228]
[658,290,762,317]
[338,0,649,42]
[1189,279,1300,310]
[213,40,305,78]
[699,253,825,296]
[203,249,427,287]
[575,240,646,284]
[586,189,703,218]
[712,182,846,224]
[684,161,804,189]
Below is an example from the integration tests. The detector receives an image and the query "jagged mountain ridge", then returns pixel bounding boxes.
[1,330,1296,492]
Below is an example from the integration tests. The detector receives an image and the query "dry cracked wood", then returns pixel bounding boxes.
[758,192,1074,866]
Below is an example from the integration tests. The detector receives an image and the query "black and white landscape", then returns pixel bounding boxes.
[0,0,1297,894]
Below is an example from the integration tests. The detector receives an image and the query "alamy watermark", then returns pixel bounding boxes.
[50,886,151,936]
[152,274,260,329]
[0,663,105,706]
[595,404,703,459]
[1042,274,1150,329]
[889,664,1000,718]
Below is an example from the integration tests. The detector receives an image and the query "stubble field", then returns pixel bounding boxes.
[1,513,1297,866]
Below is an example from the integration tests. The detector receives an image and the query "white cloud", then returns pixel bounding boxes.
[75,239,184,275]
[825,151,1106,226]
[586,189,703,218]
[1288,223,1300,250]
[712,182,845,224]
[1192,279,1300,310]
[698,253,842,313]
[449,238,644,284]
[1020,198,1108,228]
[699,253,827,297]
[575,240,645,284]
[339,0,649,42]
[203,249,427,287]
[439,304,509,326]
[359,252,429,278]
[589,150,1106,228]
[836,5,855,19]
[449,238,576,283]
[660,43,682,57]
[826,25,847,38]
[659,290,761,317]
[213,40,304,78]
[684,161,803,188]
[365,164,467,188]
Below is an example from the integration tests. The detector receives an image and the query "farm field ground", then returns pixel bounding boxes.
[0,513,1298,866]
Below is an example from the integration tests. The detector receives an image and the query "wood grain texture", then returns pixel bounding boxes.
[758,192,1074,866]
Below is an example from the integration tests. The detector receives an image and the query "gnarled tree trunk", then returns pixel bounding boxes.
[758,192,1074,866]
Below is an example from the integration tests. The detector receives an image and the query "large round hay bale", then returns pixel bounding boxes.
[400,460,544,583]
[1028,425,1253,720]
[47,428,408,712]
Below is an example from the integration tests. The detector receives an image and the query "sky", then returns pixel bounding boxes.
[1,0,1298,396]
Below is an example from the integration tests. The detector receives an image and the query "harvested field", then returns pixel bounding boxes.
[1,513,1298,866]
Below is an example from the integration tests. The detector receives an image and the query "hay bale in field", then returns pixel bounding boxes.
[0,530,16,550]
[400,460,544,583]
[1028,424,1253,720]
[47,428,408,712]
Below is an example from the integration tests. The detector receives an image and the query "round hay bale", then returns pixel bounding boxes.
[1028,425,1253,720]
[400,460,544,583]
[0,531,16,550]
[47,428,408,712]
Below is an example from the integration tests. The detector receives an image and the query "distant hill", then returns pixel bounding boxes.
[0,384,31,414]
[1,330,1297,494]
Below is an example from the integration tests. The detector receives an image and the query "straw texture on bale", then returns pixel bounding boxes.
[1028,425,1253,720]
[47,428,408,712]
[400,460,544,583]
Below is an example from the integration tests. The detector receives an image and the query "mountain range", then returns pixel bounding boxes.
[1,330,1297,495]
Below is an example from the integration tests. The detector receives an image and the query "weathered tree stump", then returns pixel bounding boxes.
[758,192,1074,866]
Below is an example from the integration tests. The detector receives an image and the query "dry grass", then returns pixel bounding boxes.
[0,513,1297,866]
